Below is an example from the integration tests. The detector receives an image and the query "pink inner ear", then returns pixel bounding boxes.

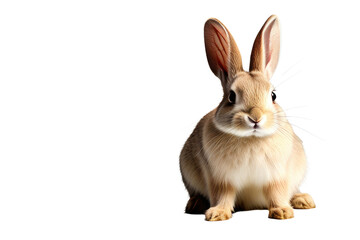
[264,20,275,67]
[266,49,272,66]
[210,23,229,73]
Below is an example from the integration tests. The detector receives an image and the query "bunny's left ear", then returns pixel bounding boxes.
[204,18,243,90]
[249,15,280,80]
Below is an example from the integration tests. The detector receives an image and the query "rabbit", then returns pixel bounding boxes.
[179,15,315,221]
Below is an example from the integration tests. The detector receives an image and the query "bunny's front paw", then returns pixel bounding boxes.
[205,207,232,221]
[268,206,294,220]
[291,193,316,209]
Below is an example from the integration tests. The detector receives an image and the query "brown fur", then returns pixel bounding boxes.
[185,195,210,214]
[180,15,315,221]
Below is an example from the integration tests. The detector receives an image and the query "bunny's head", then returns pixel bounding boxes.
[204,15,283,137]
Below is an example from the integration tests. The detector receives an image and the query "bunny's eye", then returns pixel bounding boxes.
[229,90,236,104]
[271,91,276,102]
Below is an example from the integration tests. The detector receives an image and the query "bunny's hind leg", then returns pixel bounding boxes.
[185,195,210,214]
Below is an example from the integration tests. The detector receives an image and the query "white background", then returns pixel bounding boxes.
[1,0,359,239]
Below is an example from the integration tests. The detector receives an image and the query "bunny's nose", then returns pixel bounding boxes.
[247,108,264,128]
[248,116,260,124]
[248,108,263,123]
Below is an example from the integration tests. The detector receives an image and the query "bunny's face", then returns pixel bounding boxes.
[204,16,282,138]
[214,72,280,137]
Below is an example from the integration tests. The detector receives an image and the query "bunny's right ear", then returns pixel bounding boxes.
[204,18,243,89]
[249,15,280,81]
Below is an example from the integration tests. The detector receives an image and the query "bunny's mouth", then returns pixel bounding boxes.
[214,119,276,138]
[243,128,273,137]
[251,129,267,137]
[251,125,278,137]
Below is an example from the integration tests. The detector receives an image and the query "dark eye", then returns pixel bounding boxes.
[271,91,276,102]
[228,90,236,104]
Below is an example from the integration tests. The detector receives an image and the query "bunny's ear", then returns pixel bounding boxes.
[204,18,243,89]
[249,15,280,80]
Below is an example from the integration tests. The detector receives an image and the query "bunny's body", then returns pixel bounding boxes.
[180,16,315,221]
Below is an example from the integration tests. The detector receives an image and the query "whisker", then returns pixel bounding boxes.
[277,60,302,79]
[195,128,236,158]
[278,105,309,112]
[274,124,299,144]
[275,104,309,113]
[289,123,324,141]
[275,119,324,141]
[276,115,312,121]
[195,133,224,157]
[274,70,302,89]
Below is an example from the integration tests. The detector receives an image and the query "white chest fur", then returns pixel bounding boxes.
[204,135,290,191]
